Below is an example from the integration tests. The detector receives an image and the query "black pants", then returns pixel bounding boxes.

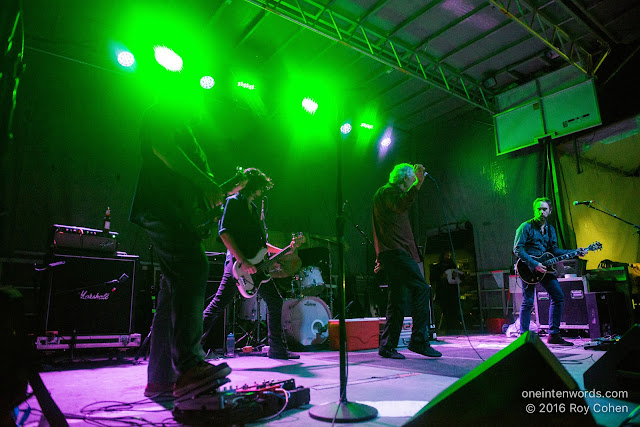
[379,249,430,350]
[202,252,285,350]
[138,216,208,385]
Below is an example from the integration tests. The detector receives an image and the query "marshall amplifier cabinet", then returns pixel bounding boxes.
[42,253,137,335]
[535,277,589,332]
[49,224,118,254]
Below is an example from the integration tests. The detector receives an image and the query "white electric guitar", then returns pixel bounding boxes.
[234,233,305,298]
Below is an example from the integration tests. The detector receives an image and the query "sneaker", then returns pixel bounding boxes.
[144,382,175,397]
[268,348,300,360]
[174,362,231,398]
[408,343,442,358]
[547,334,574,346]
[379,348,405,359]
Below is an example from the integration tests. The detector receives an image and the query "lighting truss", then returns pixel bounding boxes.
[242,0,496,113]
[487,0,610,75]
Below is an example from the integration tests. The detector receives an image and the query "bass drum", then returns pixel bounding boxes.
[282,296,331,348]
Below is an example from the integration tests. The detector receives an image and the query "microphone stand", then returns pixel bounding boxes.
[344,205,375,317]
[308,126,378,423]
[580,201,640,235]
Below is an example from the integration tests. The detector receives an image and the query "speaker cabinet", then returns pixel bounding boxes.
[584,324,640,403]
[43,254,137,335]
[406,332,595,425]
[585,292,630,338]
[535,277,589,331]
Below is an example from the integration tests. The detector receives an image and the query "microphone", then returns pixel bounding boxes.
[423,171,429,177]
[260,198,265,221]
[573,200,593,206]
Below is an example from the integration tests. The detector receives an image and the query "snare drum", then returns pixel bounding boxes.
[282,296,331,347]
[295,266,325,296]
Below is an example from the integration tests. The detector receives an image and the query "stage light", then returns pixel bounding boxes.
[117,51,135,67]
[302,97,318,115]
[238,81,255,90]
[381,137,391,147]
[360,123,374,129]
[200,76,215,89]
[154,45,183,72]
[340,123,352,134]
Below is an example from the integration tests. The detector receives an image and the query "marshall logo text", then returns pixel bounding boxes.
[80,290,110,300]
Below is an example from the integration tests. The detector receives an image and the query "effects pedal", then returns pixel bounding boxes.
[174,377,231,407]
[173,378,311,425]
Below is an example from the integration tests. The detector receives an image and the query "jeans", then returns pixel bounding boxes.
[139,216,208,385]
[378,249,431,350]
[202,252,285,350]
[519,275,564,335]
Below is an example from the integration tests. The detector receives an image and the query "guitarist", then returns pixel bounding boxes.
[129,87,245,398]
[202,168,300,360]
[514,197,587,346]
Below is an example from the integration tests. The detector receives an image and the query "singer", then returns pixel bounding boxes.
[373,163,442,359]
[202,168,299,360]
[514,197,587,346]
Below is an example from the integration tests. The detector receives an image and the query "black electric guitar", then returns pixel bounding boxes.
[234,233,306,298]
[515,241,602,284]
[191,167,246,239]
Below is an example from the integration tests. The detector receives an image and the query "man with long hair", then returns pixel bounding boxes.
[202,168,299,360]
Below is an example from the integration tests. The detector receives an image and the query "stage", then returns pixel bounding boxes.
[20,333,636,426]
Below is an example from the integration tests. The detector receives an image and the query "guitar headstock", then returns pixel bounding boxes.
[291,232,306,249]
[587,241,603,252]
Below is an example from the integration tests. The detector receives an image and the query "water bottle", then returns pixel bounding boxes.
[225,333,235,358]
[103,207,111,231]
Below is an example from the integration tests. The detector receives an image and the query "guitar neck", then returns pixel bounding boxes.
[258,244,292,272]
[219,175,242,195]
[542,249,584,266]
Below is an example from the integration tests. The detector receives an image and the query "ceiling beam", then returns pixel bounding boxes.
[413,3,490,53]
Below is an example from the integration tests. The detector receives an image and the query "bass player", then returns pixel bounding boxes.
[514,197,587,346]
[202,168,300,360]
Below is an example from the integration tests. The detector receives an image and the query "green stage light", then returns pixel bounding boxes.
[340,123,352,134]
[117,51,135,67]
[200,76,215,89]
[238,81,255,90]
[302,97,318,115]
[154,45,183,72]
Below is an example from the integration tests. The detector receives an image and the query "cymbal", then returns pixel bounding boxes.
[309,234,339,245]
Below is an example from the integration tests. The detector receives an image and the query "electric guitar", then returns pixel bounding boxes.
[191,167,246,239]
[234,233,306,298]
[515,241,602,284]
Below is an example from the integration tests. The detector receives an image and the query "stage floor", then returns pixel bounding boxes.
[19,334,637,426]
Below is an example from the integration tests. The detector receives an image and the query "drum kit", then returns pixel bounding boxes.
[231,234,337,349]
[237,262,334,349]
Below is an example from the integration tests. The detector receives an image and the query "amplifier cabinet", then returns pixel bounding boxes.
[585,292,631,338]
[44,254,137,335]
[534,277,589,331]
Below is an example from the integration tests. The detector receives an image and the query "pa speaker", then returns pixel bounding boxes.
[583,324,640,403]
[405,332,595,426]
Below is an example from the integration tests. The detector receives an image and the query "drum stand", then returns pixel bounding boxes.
[233,294,268,351]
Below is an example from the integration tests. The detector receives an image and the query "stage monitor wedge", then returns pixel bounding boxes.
[583,324,640,403]
[405,332,596,426]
